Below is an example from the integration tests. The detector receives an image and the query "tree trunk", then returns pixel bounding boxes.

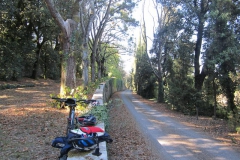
[157,75,164,103]
[80,0,96,88]
[43,51,47,79]
[66,55,76,89]
[100,58,105,78]
[196,106,199,120]
[60,37,68,96]
[90,0,112,81]
[194,19,204,91]
[91,49,96,82]
[31,50,40,79]
[213,77,217,120]
[194,0,209,91]
[97,48,103,79]
[32,40,44,79]
[98,63,101,79]
[60,58,66,97]
[44,0,78,97]
[82,43,89,87]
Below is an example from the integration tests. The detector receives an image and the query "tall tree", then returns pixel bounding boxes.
[134,37,155,98]
[89,0,138,81]
[44,0,80,96]
[192,0,210,91]
[205,0,240,117]
[79,0,96,87]
[142,0,181,102]
[0,0,35,80]
[89,0,112,82]
[24,0,59,79]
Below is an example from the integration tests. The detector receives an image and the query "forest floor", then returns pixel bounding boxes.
[0,78,240,160]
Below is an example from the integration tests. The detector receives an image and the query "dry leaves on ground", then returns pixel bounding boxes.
[0,78,66,160]
[0,78,240,160]
[107,97,160,160]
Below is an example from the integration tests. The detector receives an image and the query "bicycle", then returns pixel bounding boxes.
[52,97,98,135]
[51,97,113,160]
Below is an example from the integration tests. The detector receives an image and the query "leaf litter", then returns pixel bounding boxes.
[0,78,239,160]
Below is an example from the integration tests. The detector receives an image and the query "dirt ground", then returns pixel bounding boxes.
[0,78,66,160]
[0,78,240,160]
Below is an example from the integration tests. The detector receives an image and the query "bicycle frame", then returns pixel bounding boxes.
[67,105,76,134]
[52,98,98,135]
[51,97,112,159]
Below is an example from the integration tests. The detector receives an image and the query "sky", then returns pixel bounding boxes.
[121,0,157,74]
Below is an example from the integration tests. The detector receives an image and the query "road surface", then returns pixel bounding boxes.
[119,90,240,160]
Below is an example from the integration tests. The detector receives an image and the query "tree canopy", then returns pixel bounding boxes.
[134,0,240,126]
[0,0,138,96]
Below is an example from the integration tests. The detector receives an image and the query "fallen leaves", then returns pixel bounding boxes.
[107,96,160,160]
[0,78,64,160]
[0,78,239,160]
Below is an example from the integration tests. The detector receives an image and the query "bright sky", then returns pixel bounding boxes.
[121,0,157,74]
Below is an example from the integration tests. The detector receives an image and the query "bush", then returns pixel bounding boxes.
[216,107,228,119]
[87,105,108,124]
[236,126,240,134]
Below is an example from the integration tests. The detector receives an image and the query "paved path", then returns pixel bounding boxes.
[119,90,240,160]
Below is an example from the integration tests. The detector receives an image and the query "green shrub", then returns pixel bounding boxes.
[84,105,108,124]
[216,107,228,119]
[236,126,240,134]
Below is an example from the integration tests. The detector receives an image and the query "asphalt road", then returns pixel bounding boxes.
[119,90,240,160]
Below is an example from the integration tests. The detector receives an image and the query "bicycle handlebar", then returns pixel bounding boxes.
[51,97,67,101]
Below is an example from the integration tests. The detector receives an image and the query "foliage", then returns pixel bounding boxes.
[1,0,240,123]
[0,0,135,98]
[227,111,240,132]
[50,77,108,101]
[164,31,196,114]
[134,41,156,99]
[0,0,60,80]
[236,126,240,134]
[85,105,109,124]
[134,0,240,122]
[205,0,240,118]
[74,77,108,98]
[103,45,125,79]
[216,107,228,119]
[89,0,140,81]
[166,72,197,114]
[40,46,61,80]
[0,0,35,80]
